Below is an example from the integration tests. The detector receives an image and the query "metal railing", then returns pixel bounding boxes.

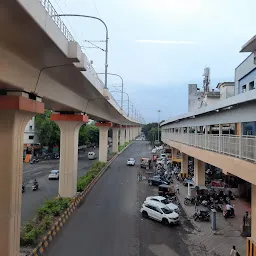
[38,0,127,117]
[162,131,256,162]
[39,0,74,41]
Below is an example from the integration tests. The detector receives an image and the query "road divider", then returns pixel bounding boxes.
[28,141,133,256]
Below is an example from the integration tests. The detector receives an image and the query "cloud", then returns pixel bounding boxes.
[136,40,197,44]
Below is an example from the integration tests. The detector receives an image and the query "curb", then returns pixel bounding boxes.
[30,141,133,256]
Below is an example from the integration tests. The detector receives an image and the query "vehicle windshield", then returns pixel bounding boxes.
[160,199,169,204]
[161,207,173,214]
[128,158,134,161]
[51,170,57,174]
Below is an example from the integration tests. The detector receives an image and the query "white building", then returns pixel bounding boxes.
[24,117,38,145]
[188,82,234,112]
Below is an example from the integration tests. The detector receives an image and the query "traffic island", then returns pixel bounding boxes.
[22,142,133,256]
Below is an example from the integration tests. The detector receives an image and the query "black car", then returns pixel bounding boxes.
[148,176,169,186]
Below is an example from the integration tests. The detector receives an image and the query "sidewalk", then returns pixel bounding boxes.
[175,180,246,256]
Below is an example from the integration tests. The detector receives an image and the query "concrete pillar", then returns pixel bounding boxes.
[172,147,177,160]
[0,93,44,256]
[125,126,129,142]
[194,159,205,186]
[96,122,112,162]
[128,126,132,141]
[120,126,125,145]
[112,125,119,153]
[51,113,88,198]
[181,152,188,175]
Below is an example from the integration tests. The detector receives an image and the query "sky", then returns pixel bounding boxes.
[51,0,256,123]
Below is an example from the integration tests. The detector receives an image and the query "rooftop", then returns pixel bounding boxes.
[240,35,256,53]
[216,82,234,89]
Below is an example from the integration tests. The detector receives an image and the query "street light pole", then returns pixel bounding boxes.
[110,90,129,116]
[98,73,123,109]
[52,14,109,89]
[157,110,161,141]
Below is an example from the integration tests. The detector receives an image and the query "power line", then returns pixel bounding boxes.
[91,0,101,18]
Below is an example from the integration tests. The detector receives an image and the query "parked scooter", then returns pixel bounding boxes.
[193,210,210,221]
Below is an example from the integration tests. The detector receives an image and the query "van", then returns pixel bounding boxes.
[88,152,97,160]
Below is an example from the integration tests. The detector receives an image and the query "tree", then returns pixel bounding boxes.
[87,124,99,144]
[35,110,60,147]
[35,111,100,147]
[79,124,89,146]
[142,122,158,139]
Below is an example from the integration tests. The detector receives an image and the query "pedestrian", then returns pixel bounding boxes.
[230,245,239,256]
[176,183,180,194]
[138,172,142,182]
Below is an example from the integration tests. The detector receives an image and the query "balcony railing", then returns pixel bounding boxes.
[162,132,256,162]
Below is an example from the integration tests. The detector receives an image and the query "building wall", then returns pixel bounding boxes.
[220,85,234,99]
[201,96,220,108]
[235,53,256,95]
[24,117,38,144]
[188,84,204,112]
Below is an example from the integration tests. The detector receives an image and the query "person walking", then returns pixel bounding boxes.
[176,183,180,194]
[230,245,239,256]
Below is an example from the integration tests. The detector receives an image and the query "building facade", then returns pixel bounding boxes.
[161,35,256,255]
[24,117,38,145]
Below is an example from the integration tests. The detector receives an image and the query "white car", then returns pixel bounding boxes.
[48,170,59,180]
[145,196,180,214]
[127,158,136,166]
[140,201,180,225]
[151,148,157,154]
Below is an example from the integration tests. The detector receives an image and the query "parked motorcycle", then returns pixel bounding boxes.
[223,207,235,218]
[193,210,211,221]
[30,158,39,164]
[184,196,197,205]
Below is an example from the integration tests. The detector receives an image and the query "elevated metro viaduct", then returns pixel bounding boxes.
[0,0,142,255]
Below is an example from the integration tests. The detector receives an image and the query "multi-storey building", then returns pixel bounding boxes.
[161,35,256,255]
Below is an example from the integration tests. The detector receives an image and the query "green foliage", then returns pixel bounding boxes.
[20,197,71,246]
[118,141,130,152]
[77,161,106,192]
[35,110,100,147]
[35,110,60,147]
[142,123,161,144]
[148,127,161,144]
[142,123,158,139]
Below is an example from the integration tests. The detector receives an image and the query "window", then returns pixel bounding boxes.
[29,136,34,140]
[249,81,255,91]
[161,207,173,214]
[242,84,246,93]
[155,207,163,214]
[29,125,33,130]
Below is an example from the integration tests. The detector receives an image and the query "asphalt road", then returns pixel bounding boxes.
[21,149,99,224]
[45,141,195,256]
